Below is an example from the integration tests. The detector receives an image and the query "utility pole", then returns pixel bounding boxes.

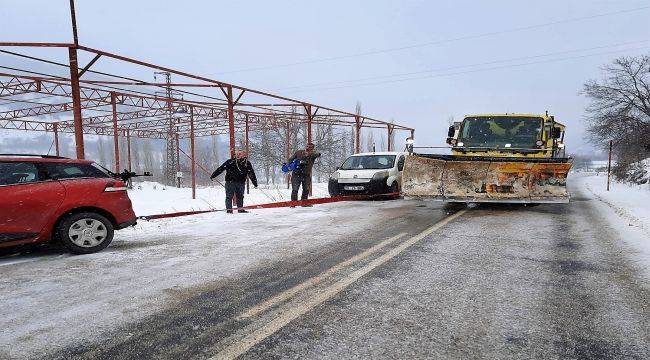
[155,71,179,186]
[607,139,613,191]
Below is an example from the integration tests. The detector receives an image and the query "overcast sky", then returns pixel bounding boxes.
[2,0,649,155]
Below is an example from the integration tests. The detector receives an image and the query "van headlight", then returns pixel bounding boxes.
[372,171,389,180]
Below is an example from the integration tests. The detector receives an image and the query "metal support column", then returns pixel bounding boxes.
[126,130,132,171]
[68,47,85,159]
[111,92,120,172]
[245,114,250,194]
[53,122,60,156]
[387,124,394,152]
[354,115,361,153]
[226,85,236,158]
[190,106,196,199]
[306,104,312,145]
[286,121,291,189]
[68,0,83,158]
[175,133,181,188]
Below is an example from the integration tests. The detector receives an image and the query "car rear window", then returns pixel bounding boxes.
[0,162,39,186]
[42,163,110,180]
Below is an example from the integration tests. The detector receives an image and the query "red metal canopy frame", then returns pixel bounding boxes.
[0,2,415,199]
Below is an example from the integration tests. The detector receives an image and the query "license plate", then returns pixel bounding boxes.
[344,186,365,191]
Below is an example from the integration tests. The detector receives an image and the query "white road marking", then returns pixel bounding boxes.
[237,232,408,320]
[211,209,468,360]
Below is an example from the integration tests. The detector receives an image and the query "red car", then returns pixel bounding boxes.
[0,155,137,254]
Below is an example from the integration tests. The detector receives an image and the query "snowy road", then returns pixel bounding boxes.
[1,176,649,359]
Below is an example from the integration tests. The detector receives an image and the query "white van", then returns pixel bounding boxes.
[328,152,407,196]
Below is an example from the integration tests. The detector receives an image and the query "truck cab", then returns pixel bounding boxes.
[446,114,566,158]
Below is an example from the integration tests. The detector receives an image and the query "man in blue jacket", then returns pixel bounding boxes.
[210,151,258,213]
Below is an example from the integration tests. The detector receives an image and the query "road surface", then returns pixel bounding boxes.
[1,178,648,359]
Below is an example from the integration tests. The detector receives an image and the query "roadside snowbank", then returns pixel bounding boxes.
[577,173,650,276]
[128,181,329,216]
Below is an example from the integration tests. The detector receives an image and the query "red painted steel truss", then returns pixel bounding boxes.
[0,41,415,198]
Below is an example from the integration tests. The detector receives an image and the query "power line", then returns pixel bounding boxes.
[281,45,650,94]
[215,5,650,75]
[273,40,649,91]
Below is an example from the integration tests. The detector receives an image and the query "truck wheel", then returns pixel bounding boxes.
[58,212,114,254]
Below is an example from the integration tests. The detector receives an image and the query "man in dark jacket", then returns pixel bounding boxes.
[287,143,321,202]
[210,151,258,213]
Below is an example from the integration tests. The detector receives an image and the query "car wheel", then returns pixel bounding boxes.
[389,181,399,194]
[58,212,114,254]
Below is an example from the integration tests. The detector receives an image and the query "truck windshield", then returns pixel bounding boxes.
[341,155,396,170]
[458,116,543,149]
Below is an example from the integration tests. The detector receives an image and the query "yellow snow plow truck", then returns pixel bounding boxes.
[402,113,572,203]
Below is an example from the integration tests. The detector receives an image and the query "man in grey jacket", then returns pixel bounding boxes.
[287,143,321,202]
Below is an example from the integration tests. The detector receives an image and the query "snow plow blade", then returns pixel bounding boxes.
[402,155,572,203]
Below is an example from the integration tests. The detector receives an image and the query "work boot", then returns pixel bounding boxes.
[226,209,233,214]
[238,209,249,213]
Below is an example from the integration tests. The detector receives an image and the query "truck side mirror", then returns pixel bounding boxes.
[447,125,455,138]
[552,127,562,139]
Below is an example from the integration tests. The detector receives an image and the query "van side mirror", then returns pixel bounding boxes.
[552,127,562,139]
[447,125,455,138]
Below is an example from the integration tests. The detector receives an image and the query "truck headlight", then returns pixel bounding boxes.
[372,171,389,180]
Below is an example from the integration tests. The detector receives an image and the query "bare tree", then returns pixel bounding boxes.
[97,137,107,168]
[365,131,375,152]
[583,54,650,180]
[132,137,141,172]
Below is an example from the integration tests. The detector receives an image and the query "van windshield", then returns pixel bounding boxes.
[340,155,395,170]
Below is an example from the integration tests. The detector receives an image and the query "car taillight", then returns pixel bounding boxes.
[104,181,128,192]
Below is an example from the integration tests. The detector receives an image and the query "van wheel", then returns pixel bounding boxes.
[389,181,399,193]
[58,212,114,254]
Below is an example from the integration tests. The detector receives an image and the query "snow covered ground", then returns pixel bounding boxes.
[575,172,650,278]
[128,181,329,216]
[0,194,409,359]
